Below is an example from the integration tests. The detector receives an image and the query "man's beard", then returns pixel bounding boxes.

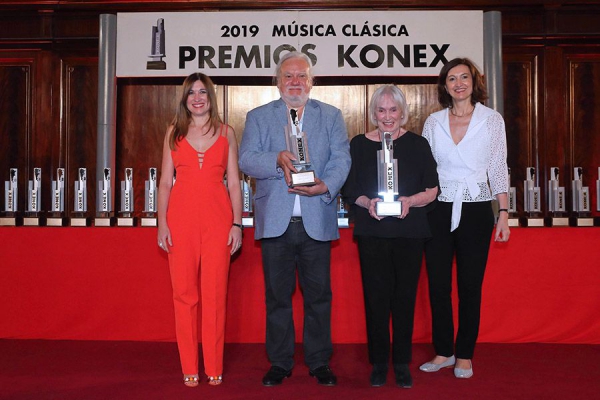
[281,90,309,108]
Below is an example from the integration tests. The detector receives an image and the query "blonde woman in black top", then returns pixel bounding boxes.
[342,85,439,388]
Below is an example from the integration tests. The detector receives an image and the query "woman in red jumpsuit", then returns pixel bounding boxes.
[157,73,243,387]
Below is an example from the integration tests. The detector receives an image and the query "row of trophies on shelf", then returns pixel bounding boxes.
[1,167,159,227]
[518,167,599,227]
[1,165,599,228]
[0,166,350,228]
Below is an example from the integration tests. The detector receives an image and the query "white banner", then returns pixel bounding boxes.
[116,11,483,77]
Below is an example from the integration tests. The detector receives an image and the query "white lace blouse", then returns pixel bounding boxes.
[422,103,509,231]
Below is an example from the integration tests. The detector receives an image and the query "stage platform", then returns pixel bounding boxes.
[1,226,599,344]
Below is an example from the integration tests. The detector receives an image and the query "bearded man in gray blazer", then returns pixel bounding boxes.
[239,51,351,387]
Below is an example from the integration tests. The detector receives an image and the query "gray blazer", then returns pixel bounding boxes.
[239,98,351,241]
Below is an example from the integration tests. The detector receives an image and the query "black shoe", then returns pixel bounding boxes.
[262,366,292,386]
[393,363,413,388]
[370,363,388,387]
[309,365,337,386]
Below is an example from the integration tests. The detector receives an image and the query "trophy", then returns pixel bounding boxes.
[546,167,568,226]
[596,167,600,226]
[24,167,43,226]
[284,108,316,187]
[141,167,158,227]
[241,174,254,227]
[337,194,349,228]
[597,167,600,212]
[521,167,543,226]
[118,167,136,226]
[47,168,67,226]
[95,167,115,226]
[570,167,593,226]
[376,132,402,217]
[506,168,519,227]
[1,168,21,226]
[71,167,90,226]
[147,19,166,70]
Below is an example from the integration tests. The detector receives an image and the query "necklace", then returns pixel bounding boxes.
[450,106,475,118]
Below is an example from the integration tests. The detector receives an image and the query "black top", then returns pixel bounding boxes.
[342,131,439,238]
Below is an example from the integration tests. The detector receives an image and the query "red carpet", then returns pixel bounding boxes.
[1,340,598,400]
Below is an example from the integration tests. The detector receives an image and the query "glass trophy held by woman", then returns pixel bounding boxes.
[376,131,402,217]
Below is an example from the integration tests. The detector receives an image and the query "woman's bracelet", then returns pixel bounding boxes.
[498,209,509,213]
[232,223,243,230]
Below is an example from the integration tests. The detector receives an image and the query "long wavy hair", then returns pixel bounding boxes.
[169,73,221,150]
[437,57,488,109]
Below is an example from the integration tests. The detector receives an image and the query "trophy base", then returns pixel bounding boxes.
[337,217,349,228]
[23,216,45,226]
[117,217,137,227]
[569,217,594,227]
[140,217,157,227]
[242,217,254,227]
[0,216,23,226]
[94,217,116,227]
[519,217,545,227]
[290,171,316,187]
[70,217,91,227]
[545,217,569,227]
[146,60,166,70]
[507,217,520,227]
[376,201,402,217]
[46,217,68,227]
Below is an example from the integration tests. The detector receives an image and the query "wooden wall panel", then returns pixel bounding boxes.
[0,58,31,213]
[555,9,600,34]
[227,86,280,146]
[31,51,60,213]
[568,54,600,215]
[503,49,542,213]
[62,58,98,215]
[543,46,568,216]
[116,81,179,214]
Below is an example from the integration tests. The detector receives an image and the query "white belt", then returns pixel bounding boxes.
[449,176,481,232]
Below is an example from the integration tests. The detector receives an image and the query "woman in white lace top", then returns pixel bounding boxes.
[419,58,510,379]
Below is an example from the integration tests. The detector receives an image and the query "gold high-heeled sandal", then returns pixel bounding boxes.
[183,374,199,387]
[207,375,223,386]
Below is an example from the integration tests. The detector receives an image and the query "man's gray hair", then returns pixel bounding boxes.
[274,51,314,86]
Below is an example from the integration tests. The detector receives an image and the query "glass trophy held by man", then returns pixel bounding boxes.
[284,108,316,187]
[376,131,402,217]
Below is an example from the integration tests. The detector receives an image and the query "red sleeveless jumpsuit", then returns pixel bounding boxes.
[167,127,232,377]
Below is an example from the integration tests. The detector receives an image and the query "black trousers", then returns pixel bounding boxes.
[424,201,494,359]
[357,235,424,365]
[260,219,333,371]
